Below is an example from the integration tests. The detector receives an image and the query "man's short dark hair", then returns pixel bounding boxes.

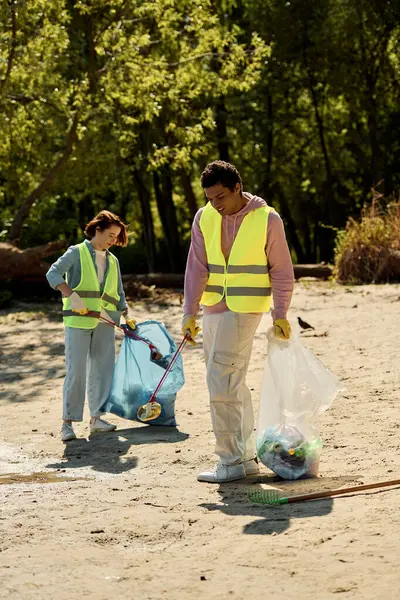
[200,160,242,191]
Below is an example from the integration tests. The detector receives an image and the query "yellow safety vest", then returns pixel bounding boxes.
[62,242,120,329]
[199,203,272,313]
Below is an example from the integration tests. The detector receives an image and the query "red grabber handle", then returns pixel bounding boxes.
[87,311,159,354]
[148,335,189,403]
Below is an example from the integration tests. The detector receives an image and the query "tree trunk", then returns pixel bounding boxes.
[153,170,182,272]
[77,195,95,234]
[86,13,98,96]
[0,240,67,280]
[265,89,274,190]
[356,6,385,190]
[309,83,333,202]
[300,20,334,213]
[267,182,305,263]
[134,170,156,272]
[367,101,383,188]
[180,173,199,221]
[122,264,333,288]
[261,89,274,199]
[307,84,336,261]
[216,98,230,162]
[7,113,80,245]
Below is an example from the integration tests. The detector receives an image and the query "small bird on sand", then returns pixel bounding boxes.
[297,317,315,331]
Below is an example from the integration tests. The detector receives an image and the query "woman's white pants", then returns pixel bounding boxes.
[63,324,115,421]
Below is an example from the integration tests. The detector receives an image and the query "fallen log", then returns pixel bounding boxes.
[293,263,333,280]
[122,264,333,289]
[0,247,333,286]
[122,273,184,288]
[0,240,68,280]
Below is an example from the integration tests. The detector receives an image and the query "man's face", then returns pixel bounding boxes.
[204,183,241,216]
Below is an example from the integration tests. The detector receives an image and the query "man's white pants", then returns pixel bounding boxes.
[202,312,262,465]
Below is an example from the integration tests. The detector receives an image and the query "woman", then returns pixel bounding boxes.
[46,210,137,441]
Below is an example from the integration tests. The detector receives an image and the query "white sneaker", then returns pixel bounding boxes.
[197,463,246,483]
[243,458,259,476]
[90,418,117,434]
[61,422,76,442]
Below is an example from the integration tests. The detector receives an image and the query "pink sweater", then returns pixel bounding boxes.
[183,193,294,320]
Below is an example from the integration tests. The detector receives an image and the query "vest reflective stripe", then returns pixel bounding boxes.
[102,292,119,307]
[62,243,120,329]
[78,291,101,298]
[199,203,273,313]
[227,265,269,274]
[62,310,101,318]
[208,264,225,274]
[228,287,271,297]
[205,284,225,294]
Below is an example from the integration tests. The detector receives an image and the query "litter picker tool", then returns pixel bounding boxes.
[136,335,189,422]
[87,311,164,363]
[248,478,400,506]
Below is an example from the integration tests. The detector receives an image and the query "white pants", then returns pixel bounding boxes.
[203,312,262,465]
[63,324,115,421]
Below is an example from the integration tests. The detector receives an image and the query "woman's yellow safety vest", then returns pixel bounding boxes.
[199,203,273,313]
[62,242,120,329]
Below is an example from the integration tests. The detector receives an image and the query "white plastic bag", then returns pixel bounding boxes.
[256,327,343,480]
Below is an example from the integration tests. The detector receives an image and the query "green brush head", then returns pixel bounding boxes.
[247,488,289,506]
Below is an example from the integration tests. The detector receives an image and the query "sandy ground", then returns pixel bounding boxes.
[1,281,400,600]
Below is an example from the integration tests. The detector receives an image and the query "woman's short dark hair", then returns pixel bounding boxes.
[200,160,242,191]
[85,210,128,247]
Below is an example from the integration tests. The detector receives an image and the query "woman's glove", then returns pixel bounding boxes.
[273,318,291,340]
[181,314,201,346]
[69,292,87,315]
[125,317,137,331]
[121,309,137,330]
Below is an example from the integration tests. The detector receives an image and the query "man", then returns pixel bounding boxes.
[182,160,294,483]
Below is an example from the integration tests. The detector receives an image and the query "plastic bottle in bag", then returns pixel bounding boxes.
[256,327,343,480]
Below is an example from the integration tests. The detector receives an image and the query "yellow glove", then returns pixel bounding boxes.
[182,315,201,346]
[273,318,291,340]
[125,317,137,331]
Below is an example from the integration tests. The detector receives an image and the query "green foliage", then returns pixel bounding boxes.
[0,0,269,269]
[1,0,400,270]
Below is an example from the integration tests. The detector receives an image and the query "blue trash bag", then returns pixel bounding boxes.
[101,320,184,426]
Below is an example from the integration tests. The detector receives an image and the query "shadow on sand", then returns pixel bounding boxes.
[46,426,189,475]
[200,474,362,535]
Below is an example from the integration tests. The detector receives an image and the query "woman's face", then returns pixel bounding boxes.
[94,225,121,250]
